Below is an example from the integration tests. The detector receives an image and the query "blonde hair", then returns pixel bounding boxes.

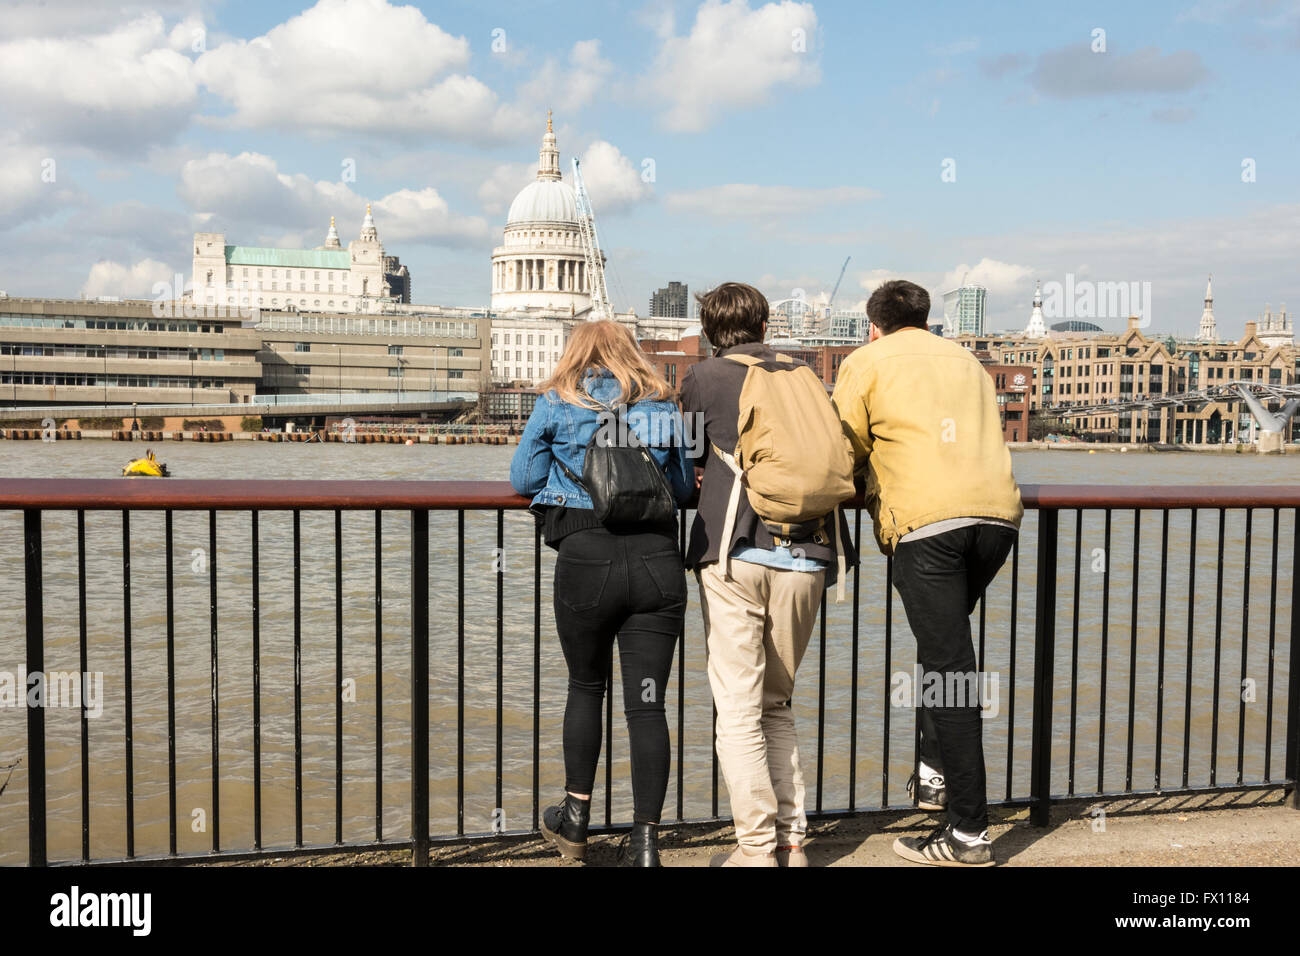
[541,320,674,410]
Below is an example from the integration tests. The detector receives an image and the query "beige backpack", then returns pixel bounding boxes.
[713,353,855,599]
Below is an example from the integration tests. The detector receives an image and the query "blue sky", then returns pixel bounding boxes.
[1,0,1296,334]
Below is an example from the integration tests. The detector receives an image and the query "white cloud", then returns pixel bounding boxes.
[522,40,616,115]
[0,0,201,38]
[644,0,820,132]
[195,0,524,143]
[939,258,1035,298]
[369,188,492,246]
[177,151,490,248]
[856,269,900,296]
[852,260,1034,324]
[0,142,85,229]
[635,0,678,40]
[664,183,877,219]
[477,161,540,216]
[478,141,651,218]
[81,258,174,298]
[0,15,199,153]
[577,141,653,214]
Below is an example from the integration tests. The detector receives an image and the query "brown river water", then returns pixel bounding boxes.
[0,442,1295,863]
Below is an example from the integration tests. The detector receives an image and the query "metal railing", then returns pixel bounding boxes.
[250,391,478,407]
[0,481,1296,866]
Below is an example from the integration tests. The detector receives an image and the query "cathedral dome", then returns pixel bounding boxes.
[507,178,578,225]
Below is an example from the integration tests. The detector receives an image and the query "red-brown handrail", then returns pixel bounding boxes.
[1,479,1300,510]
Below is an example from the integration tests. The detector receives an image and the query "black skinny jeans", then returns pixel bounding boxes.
[892,523,1017,834]
[553,526,685,824]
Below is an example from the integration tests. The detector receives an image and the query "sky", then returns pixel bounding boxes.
[0,0,1297,336]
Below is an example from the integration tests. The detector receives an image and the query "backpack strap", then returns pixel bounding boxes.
[556,455,586,491]
[832,508,845,603]
[711,441,744,582]
[722,352,794,370]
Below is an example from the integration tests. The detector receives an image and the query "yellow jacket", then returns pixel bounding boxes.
[832,327,1023,555]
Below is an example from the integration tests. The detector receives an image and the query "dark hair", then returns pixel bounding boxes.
[696,282,768,349]
[866,280,930,334]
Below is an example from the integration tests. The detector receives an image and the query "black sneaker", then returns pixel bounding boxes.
[893,823,994,867]
[906,770,947,812]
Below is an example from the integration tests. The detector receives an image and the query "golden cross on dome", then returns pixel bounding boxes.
[547,109,553,132]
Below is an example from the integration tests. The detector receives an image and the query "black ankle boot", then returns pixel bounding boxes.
[617,822,660,867]
[540,794,590,860]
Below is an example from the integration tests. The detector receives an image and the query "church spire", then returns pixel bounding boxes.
[324,214,341,249]
[1198,273,1217,341]
[537,111,561,181]
[1024,280,1046,338]
[360,202,378,242]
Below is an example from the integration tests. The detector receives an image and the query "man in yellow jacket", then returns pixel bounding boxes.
[833,279,1023,867]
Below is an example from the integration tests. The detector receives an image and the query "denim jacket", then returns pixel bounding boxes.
[510,369,695,512]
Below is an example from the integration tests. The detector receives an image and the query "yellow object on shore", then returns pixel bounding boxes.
[122,449,169,477]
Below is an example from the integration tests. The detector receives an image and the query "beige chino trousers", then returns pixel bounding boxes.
[697,560,825,853]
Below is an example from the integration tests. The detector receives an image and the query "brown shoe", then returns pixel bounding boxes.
[776,845,809,867]
[710,845,778,867]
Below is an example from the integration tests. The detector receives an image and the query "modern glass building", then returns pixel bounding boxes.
[942,285,988,336]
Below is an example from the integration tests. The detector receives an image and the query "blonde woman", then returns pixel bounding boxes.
[510,320,694,866]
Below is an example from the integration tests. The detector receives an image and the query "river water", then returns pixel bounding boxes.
[0,442,1295,863]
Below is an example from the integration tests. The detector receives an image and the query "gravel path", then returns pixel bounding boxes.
[202,787,1298,867]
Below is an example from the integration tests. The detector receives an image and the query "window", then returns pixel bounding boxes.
[388,368,401,377]
[449,347,463,357]
[294,365,309,376]
[294,342,311,352]
[388,345,404,355]
[449,370,464,379]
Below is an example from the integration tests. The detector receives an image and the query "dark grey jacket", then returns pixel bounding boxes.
[679,341,856,578]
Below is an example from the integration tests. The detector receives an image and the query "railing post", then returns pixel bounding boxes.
[410,508,430,864]
[1286,510,1300,810]
[1030,507,1059,827]
[24,509,46,866]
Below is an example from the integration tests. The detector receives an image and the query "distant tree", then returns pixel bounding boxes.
[1029,409,1069,441]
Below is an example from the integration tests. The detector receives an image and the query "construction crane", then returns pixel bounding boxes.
[826,255,851,316]
[571,157,613,321]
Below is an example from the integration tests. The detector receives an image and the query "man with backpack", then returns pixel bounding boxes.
[680,282,855,868]
[832,279,1022,867]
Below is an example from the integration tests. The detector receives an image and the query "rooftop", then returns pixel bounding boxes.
[225,245,351,269]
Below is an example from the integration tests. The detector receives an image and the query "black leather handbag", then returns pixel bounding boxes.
[558,408,676,528]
